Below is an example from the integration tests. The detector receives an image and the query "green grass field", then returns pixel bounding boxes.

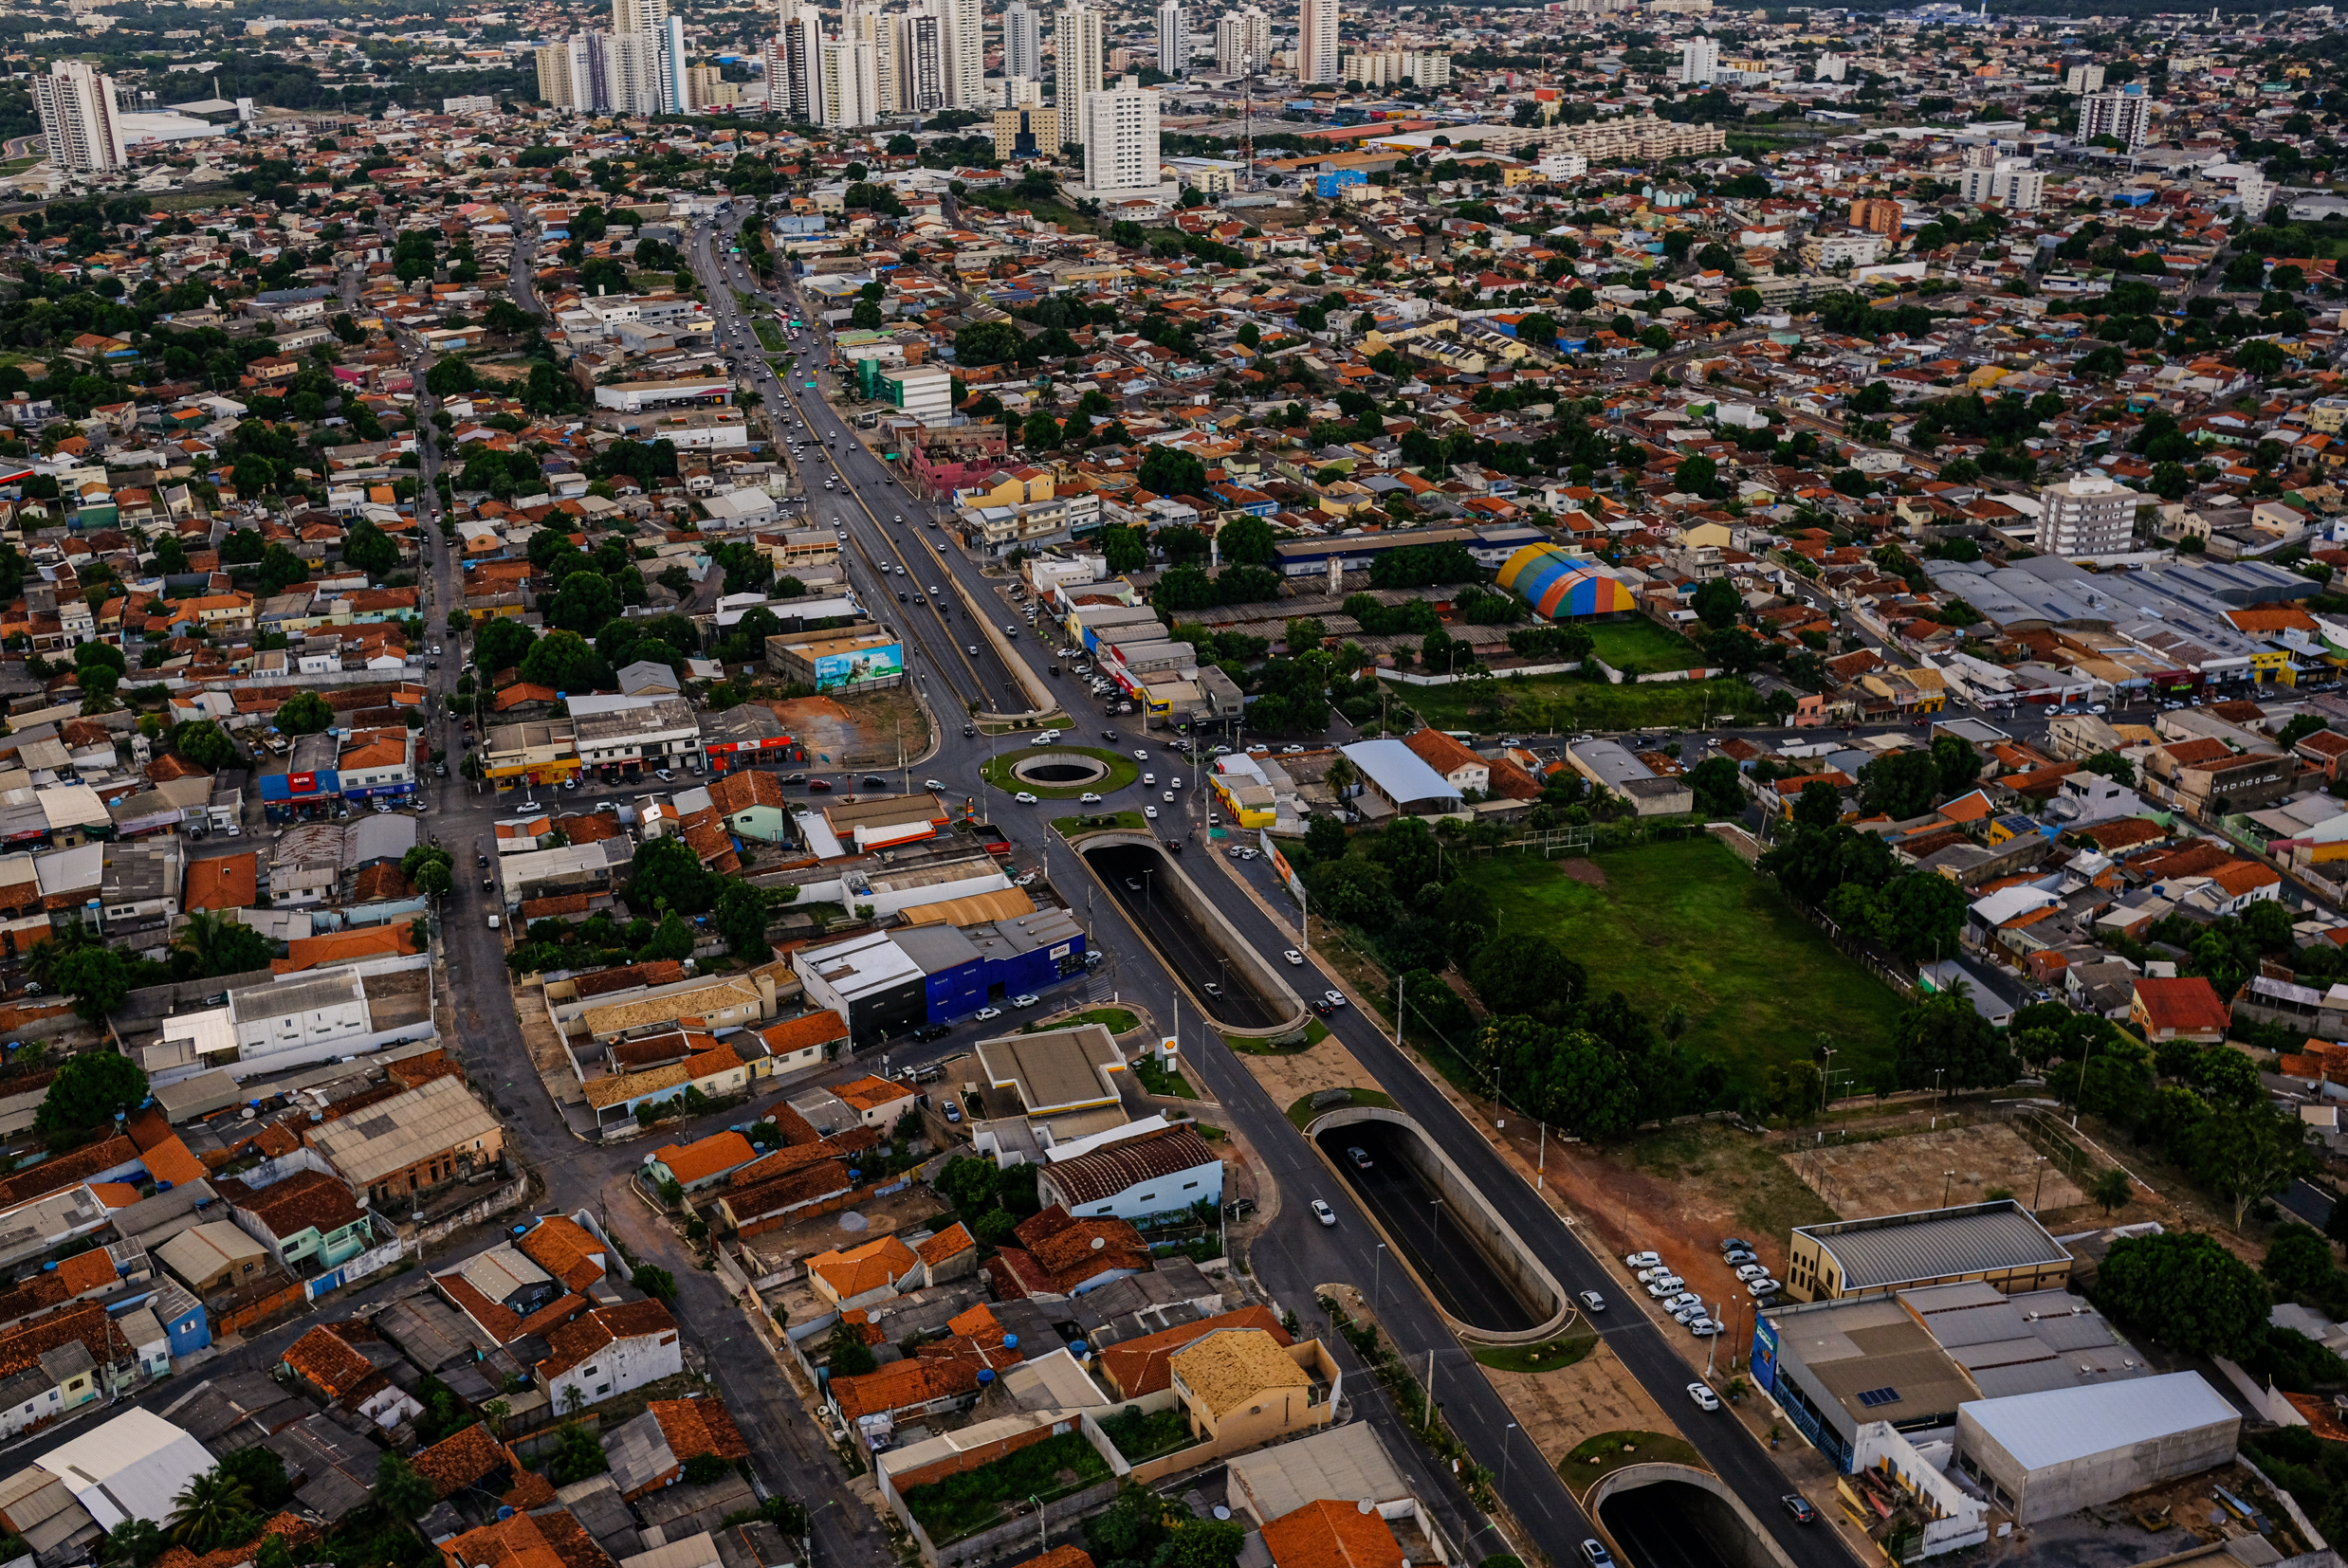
[752,318,787,352]
[1587,618,1707,673]
[1457,838,1901,1093]
[981,744,1139,798]
[1387,671,1755,733]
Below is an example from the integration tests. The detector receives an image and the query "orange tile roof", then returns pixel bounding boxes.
[518,1216,608,1291]
[183,853,259,911]
[653,1131,755,1187]
[1262,1501,1405,1568]
[916,1223,974,1268]
[807,1235,920,1301]
[761,1010,849,1055]
[2135,975,2233,1035]
[833,1075,910,1113]
[141,1134,207,1188]
[273,924,416,974]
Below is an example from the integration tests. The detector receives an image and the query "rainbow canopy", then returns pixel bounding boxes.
[1495,546,1638,619]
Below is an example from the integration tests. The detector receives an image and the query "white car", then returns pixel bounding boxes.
[1689,1319,1723,1337]
[1311,1199,1336,1227]
[973,1006,1002,1022]
[1014,792,1039,804]
[1623,1251,1661,1269]
[1133,749,1149,760]
[1164,791,1176,802]
[1661,1292,1700,1312]
[1146,806,1159,819]
[925,779,945,791]
[1735,1264,1772,1282]
[1645,1276,1684,1298]
[1578,1290,1606,1313]
[1687,1382,1721,1413]
[1323,991,1346,1008]
[1079,793,1103,804]
[1143,773,1156,786]
[1284,949,1305,965]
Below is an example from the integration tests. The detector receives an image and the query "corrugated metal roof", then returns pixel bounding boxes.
[1803,1204,2071,1292]
[1958,1371,2236,1471]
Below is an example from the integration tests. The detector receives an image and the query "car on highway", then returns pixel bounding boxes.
[1079,793,1102,804]
[1009,993,1040,1008]
[1311,999,1335,1016]
[1014,792,1039,804]
[1202,981,1222,998]
[1145,806,1158,818]
[1142,773,1156,786]
[807,777,833,791]
[967,645,981,655]
[1580,1542,1615,1568]
[925,778,945,791]
[1345,1145,1373,1171]
[1782,1496,1817,1525]
[1164,791,1175,802]
[1687,1382,1720,1413]
[1284,950,1304,965]
[1132,748,1148,760]
[1323,991,1347,1009]
[1578,1290,1606,1313]
[973,1006,1002,1022]
[1311,1198,1336,1227]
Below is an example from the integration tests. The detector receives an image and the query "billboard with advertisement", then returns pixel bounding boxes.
[1751,1315,1780,1394]
[1259,830,1306,903]
[813,643,905,691]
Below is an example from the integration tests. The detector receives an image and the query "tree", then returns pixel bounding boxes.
[48,946,134,1026]
[1139,446,1208,499]
[625,833,717,917]
[342,520,398,578]
[1100,526,1147,574]
[1859,749,1943,819]
[1685,757,1745,819]
[827,1318,877,1377]
[1467,932,1585,1020]
[2096,1230,2269,1358]
[1793,779,1843,830]
[2090,1165,2136,1215]
[425,356,479,398]
[167,1472,254,1552]
[102,1521,166,1568]
[2186,1103,2316,1227]
[274,691,333,736]
[473,616,538,675]
[550,571,619,637]
[1218,515,1275,565]
[373,1453,435,1521]
[1690,574,1741,630]
[2081,750,2137,787]
[520,629,609,692]
[1892,991,2010,1091]
[1931,735,1981,800]
[173,720,237,771]
[547,1424,610,1486]
[35,1050,146,1137]
[1879,872,1967,961]
[2265,1224,2338,1302]
[1673,454,1719,498]
[175,910,275,979]
[630,1264,678,1303]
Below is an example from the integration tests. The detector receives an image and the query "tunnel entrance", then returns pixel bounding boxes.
[1081,838,1296,1028]
[1315,1121,1545,1333]
[1597,1476,1782,1568]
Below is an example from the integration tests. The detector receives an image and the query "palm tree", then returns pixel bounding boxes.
[169,1472,253,1551]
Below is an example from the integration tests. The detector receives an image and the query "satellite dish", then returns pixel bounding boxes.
[1091,1235,1106,1250]
[1213,1507,1231,1522]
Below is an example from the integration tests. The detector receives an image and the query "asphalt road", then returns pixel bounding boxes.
[1316,1122,1544,1335]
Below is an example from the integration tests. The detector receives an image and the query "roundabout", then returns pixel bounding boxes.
[980,744,1142,799]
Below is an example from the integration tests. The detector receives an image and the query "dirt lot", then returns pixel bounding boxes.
[1788,1121,2086,1219]
[763,686,933,770]
[1232,1030,1380,1108]
[1481,1341,1688,1502]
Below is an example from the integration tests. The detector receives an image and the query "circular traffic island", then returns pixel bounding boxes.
[981,745,1142,799]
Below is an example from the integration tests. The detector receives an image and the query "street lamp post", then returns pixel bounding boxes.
[1499,1421,1517,1504]
[2031,1155,2049,1211]
[1372,1242,1386,1309]
[1942,1169,1956,1209]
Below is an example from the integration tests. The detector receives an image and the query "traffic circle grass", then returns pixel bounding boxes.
[981,744,1139,798]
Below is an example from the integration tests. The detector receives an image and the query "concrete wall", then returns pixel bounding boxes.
[1955,1406,2240,1525]
[1589,1469,1797,1568]
[1850,1422,1989,1557]
[1076,832,1307,1037]
[1306,1104,1567,1344]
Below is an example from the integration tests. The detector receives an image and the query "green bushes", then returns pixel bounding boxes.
[898,1431,1110,1541]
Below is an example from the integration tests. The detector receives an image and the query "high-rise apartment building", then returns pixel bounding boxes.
[1340,49,1446,85]
[1848,196,1900,237]
[2039,471,2143,557]
[1215,8,1270,75]
[1296,0,1338,84]
[820,33,882,125]
[1957,160,2044,211]
[1678,34,1718,84]
[686,64,738,109]
[2077,85,2151,148]
[1004,0,1043,84]
[1083,73,1160,193]
[935,0,984,108]
[535,42,578,107]
[895,9,945,112]
[773,4,825,122]
[1814,52,1844,81]
[605,30,664,114]
[1157,1,1188,75]
[612,0,665,38]
[2064,63,2105,93]
[34,60,124,173]
[1057,4,1106,144]
[658,13,689,114]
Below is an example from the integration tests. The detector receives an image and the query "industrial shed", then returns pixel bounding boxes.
[1954,1372,2239,1523]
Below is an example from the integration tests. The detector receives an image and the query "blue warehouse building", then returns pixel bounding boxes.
[794,911,1090,1048]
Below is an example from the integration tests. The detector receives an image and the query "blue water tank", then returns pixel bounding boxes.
[157,1181,173,1193]
[1002,1334,1018,1349]
[977,1368,995,1384]
[1071,1342,1087,1357]
[513,1225,528,1236]
[41,1262,54,1272]
[497,1507,514,1521]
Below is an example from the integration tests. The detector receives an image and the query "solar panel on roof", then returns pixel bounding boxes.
[1856,1386,1903,1407]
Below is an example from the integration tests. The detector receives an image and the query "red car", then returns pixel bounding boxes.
[806,777,834,792]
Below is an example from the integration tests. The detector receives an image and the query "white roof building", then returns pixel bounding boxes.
[35,1408,215,1530]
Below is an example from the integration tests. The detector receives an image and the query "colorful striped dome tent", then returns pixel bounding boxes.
[1495,545,1639,620]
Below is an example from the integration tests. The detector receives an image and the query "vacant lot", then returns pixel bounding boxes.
[1458,838,1904,1093]
[1587,618,1707,673]
[1789,1121,2086,1219]
[1388,670,1755,733]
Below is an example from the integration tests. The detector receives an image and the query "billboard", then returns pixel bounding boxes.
[813,642,904,691]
